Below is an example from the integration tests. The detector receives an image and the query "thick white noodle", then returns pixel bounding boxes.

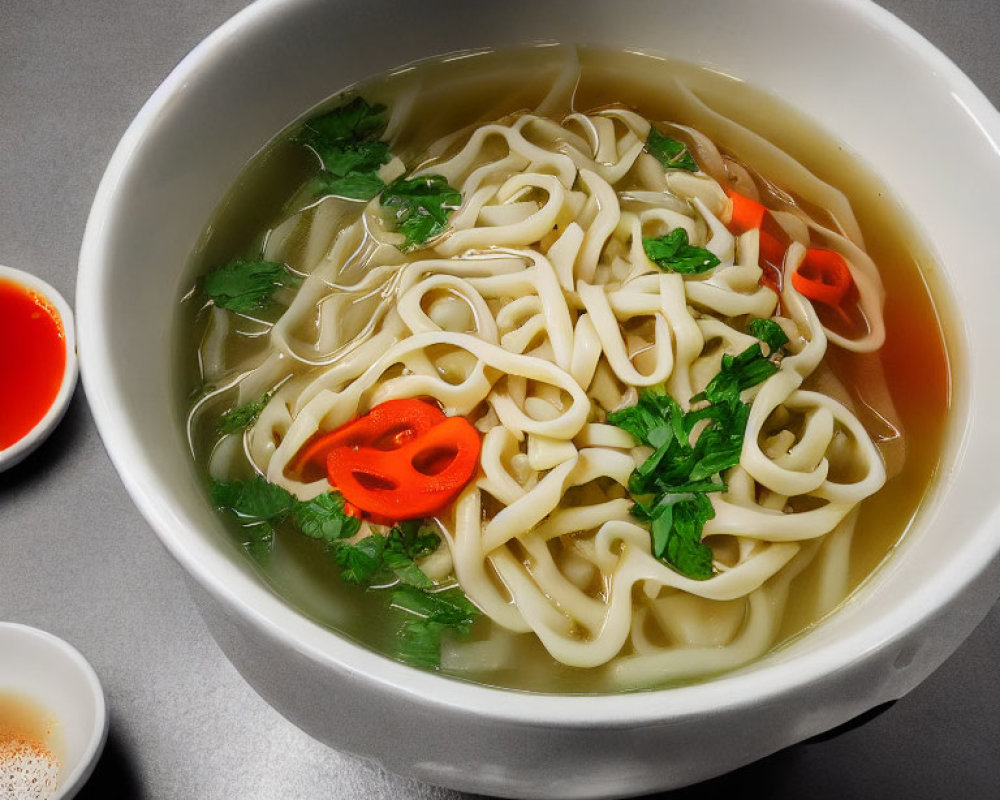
[193,72,890,687]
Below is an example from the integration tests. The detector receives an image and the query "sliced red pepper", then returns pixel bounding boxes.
[724,188,788,295]
[791,248,854,308]
[327,415,481,520]
[294,398,445,482]
[725,188,766,234]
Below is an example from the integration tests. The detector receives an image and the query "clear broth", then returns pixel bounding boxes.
[176,46,952,693]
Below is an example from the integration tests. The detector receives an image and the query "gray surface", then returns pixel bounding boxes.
[1,1,998,798]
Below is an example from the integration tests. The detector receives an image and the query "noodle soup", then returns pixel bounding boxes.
[177,46,950,693]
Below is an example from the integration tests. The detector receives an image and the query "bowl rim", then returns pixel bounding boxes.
[0,264,79,473]
[77,0,1000,727]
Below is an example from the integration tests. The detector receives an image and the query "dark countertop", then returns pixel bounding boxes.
[1,1,997,798]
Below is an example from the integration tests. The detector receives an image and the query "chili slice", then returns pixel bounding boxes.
[295,397,444,481]
[791,248,854,308]
[724,188,766,234]
[327,415,481,520]
[724,188,788,294]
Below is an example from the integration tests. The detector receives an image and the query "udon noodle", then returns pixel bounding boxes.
[182,46,947,691]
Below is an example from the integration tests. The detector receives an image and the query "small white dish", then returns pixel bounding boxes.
[0,264,78,472]
[0,623,107,800]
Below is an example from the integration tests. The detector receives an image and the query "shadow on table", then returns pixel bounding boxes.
[0,386,88,492]
[76,725,142,800]
[649,701,898,799]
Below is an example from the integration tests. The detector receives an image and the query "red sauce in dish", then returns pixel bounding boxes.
[0,279,67,449]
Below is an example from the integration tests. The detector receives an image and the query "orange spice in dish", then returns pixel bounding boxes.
[0,690,61,799]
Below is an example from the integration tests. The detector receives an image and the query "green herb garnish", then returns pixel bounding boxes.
[297,97,392,200]
[334,532,387,584]
[298,97,463,246]
[218,392,272,435]
[211,475,298,525]
[202,259,300,314]
[299,96,389,145]
[748,317,790,354]
[608,320,786,580]
[293,490,362,546]
[643,229,720,274]
[392,585,480,668]
[310,169,389,202]
[381,520,442,588]
[210,478,476,666]
[210,477,358,559]
[692,334,786,411]
[380,174,462,249]
[334,520,440,589]
[646,127,699,172]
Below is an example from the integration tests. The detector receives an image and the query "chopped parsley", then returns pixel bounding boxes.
[202,259,300,314]
[210,475,301,560]
[692,321,789,410]
[297,97,392,200]
[643,229,720,274]
[749,317,790,354]
[296,97,463,246]
[333,520,440,589]
[210,477,476,667]
[392,585,480,669]
[211,475,298,526]
[380,174,462,250]
[311,169,389,202]
[608,320,787,580]
[293,491,362,546]
[646,127,699,172]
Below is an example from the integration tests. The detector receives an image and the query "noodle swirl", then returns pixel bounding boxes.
[189,58,898,689]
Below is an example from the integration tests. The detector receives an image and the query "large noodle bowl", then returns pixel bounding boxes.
[182,46,949,692]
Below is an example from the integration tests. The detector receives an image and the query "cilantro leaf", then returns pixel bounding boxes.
[312,138,391,179]
[697,344,779,410]
[327,520,441,588]
[396,620,449,668]
[643,229,720,274]
[749,317,789,354]
[381,521,440,588]
[211,479,364,563]
[241,521,275,563]
[298,97,389,147]
[646,127,699,172]
[607,326,788,580]
[606,389,683,445]
[202,259,300,313]
[386,520,441,561]
[392,586,479,667]
[658,495,715,580]
[211,476,297,523]
[310,169,386,201]
[210,476,298,561]
[297,98,392,201]
[382,550,433,588]
[381,174,462,249]
[392,586,479,633]
[218,392,272,435]
[293,491,361,545]
[208,472,472,668]
[334,534,386,585]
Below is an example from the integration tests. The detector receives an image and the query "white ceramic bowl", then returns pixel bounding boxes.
[0,623,107,800]
[0,265,78,473]
[77,1,1000,797]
